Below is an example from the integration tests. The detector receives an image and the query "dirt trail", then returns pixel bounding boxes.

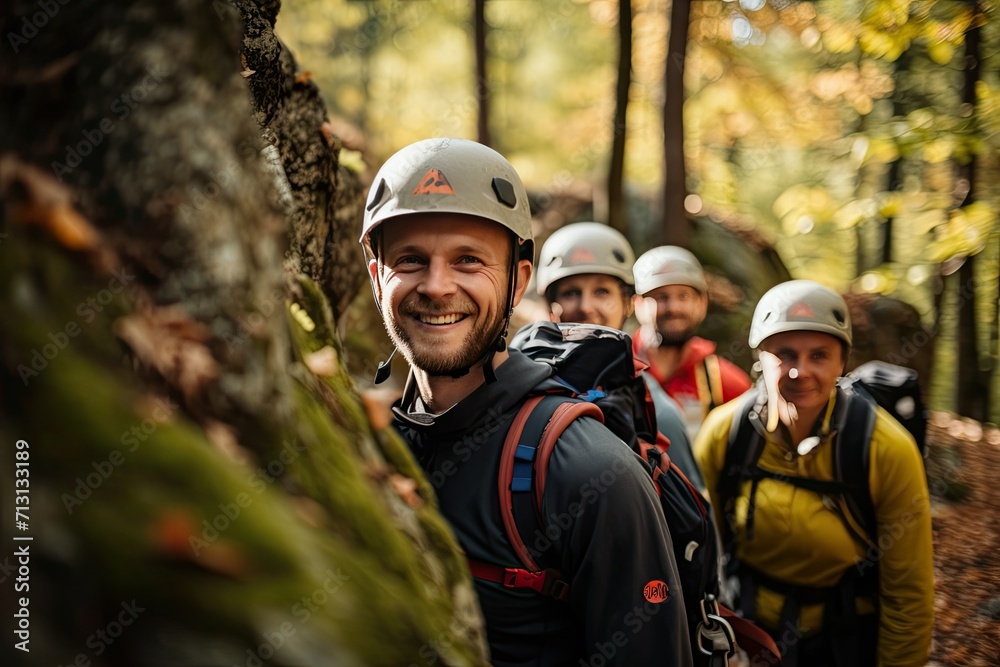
[927,412,1000,666]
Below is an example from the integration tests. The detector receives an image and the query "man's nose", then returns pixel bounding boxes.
[416,259,456,299]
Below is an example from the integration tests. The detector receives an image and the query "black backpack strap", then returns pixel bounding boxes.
[719,390,767,546]
[832,381,879,544]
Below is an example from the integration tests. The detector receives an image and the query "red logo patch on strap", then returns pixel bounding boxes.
[643,579,670,604]
[412,169,456,195]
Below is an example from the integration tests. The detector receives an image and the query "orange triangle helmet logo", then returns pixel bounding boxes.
[569,246,597,264]
[788,301,815,319]
[412,169,456,195]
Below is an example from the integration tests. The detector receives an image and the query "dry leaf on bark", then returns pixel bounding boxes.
[114,306,218,404]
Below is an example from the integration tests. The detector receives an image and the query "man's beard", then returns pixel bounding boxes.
[656,316,697,347]
[386,295,506,376]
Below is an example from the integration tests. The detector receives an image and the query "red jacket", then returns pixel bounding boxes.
[633,336,750,434]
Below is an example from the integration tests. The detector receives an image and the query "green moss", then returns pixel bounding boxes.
[1,231,486,665]
[294,273,338,352]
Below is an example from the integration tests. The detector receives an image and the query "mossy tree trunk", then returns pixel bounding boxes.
[0,1,486,665]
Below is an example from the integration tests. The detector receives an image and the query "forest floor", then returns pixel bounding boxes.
[926,412,1000,666]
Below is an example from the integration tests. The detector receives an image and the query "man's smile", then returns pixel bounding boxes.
[412,312,469,326]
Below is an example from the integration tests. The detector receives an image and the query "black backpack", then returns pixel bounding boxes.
[848,360,927,456]
[717,360,927,667]
[476,321,780,665]
[721,359,928,545]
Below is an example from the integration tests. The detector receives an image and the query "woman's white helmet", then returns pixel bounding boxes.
[749,280,852,350]
[535,222,635,296]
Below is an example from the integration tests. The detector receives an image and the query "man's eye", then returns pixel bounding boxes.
[458,256,482,265]
[559,290,581,299]
[595,288,610,296]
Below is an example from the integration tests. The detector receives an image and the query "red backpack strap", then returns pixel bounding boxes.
[498,395,547,572]
[531,399,603,517]
[469,394,602,601]
[719,604,782,665]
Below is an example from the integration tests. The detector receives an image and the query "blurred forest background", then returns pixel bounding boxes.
[279,0,1000,422]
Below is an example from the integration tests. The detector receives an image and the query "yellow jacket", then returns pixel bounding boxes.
[694,391,934,667]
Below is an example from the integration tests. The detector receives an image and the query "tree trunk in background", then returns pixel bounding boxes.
[0,1,486,665]
[955,2,987,421]
[607,0,632,235]
[880,50,910,266]
[474,0,491,147]
[662,0,690,248]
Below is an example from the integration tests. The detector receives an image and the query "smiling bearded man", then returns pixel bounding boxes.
[360,138,693,667]
[377,213,512,378]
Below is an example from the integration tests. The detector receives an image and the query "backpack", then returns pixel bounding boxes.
[469,321,780,665]
[848,360,927,456]
[721,360,928,546]
[717,360,927,667]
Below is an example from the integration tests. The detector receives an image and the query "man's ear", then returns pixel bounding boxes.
[367,258,383,301]
[511,259,533,307]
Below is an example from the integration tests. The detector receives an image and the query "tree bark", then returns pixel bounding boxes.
[607,0,632,235]
[662,0,691,247]
[474,0,491,147]
[0,1,486,665]
[954,2,987,421]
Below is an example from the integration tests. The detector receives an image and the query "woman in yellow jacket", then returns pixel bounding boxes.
[694,280,933,667]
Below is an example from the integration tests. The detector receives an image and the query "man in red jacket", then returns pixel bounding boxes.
[632,246,750,437]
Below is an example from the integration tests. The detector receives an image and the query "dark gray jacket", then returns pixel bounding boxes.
[393,349,694,667]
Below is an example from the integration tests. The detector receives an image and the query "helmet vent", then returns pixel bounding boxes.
[366,178,387,211]
[612,249,625,262]
[833,309,846,324]
[492,177,517,208]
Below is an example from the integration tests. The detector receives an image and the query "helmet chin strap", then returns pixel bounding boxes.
[373,348,396,384]
[447,242,518,385]
[480,244,519,385]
